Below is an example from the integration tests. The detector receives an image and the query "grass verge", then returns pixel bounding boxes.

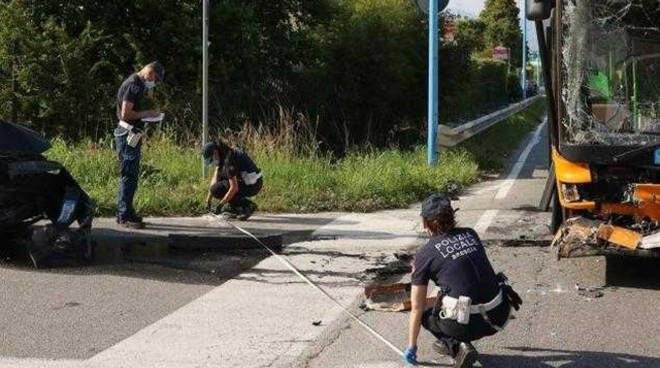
[46,99,545,216]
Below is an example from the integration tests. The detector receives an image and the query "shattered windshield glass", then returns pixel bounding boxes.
[562,0,660,146]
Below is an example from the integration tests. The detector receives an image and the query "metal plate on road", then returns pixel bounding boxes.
[410,0,449,14]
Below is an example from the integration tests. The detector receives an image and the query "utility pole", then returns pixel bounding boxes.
[522,0,527,99]
[427,0,439,166]
[536,53,541,90]
[11,41,18,124]
[202,0,210,177]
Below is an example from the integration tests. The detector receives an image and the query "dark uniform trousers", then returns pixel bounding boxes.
[115,134,141,220]
[422,297,511,356]
[210,177,263,205]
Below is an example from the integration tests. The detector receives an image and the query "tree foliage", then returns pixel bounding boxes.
[455,18,486,53]
[0,0,520,148]
[480,0,523,66]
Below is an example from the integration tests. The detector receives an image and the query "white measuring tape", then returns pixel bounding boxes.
[208,213,404,356]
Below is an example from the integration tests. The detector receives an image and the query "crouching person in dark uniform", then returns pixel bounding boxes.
[403,194,522,367]
[202,141,262,220]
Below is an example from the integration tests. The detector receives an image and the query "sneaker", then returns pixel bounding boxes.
[454,342,478,368]
[220,211,237,220]
[432,340,451,356]
[219,203,241,219]
[237,200,257,221]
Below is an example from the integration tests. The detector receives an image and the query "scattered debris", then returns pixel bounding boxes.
[365,261,411,280]
[444,180,462,199]
[551,217,654,258]
[575,284,604,299]
[362,282,436,312]
[51,301,82,310]
[393,252,413,263]
[552,217,602,258]
[363,283,411,312]
[597,225,640,250]
[639,232,660,250]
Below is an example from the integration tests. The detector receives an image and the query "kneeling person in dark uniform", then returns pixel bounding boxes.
[202,141,262,220]
[403,194,522,367]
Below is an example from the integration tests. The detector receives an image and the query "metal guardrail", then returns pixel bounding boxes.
[438,95,543,147]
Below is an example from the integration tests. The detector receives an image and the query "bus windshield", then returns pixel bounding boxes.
[562,0,660,146]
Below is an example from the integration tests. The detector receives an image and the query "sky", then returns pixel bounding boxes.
[450,0,487,16]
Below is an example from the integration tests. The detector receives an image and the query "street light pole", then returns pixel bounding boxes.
[202,0,209,177]
[522,0,527,99]
[427,0,439,166]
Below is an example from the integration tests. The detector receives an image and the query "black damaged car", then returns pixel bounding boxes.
[0,120,95,268]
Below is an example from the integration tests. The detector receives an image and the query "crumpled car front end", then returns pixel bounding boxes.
[0,151,95,268]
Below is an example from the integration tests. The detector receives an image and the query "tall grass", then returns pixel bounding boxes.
[46,100,545,216]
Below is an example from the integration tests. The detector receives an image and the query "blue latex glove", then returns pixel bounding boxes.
[403,346,418,365]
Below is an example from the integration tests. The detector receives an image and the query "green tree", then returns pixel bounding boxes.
[480,0,523,66]
[455,18,486,54]
[0,0,519,149]
[0,0,121,137]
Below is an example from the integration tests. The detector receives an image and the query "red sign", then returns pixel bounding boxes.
[492,46,509,60]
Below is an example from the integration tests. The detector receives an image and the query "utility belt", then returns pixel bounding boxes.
[436,273,522,332]
[119,121,142,148]
[439,290,507,331]
[241,171,263,186]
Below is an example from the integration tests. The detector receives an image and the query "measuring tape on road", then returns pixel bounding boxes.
[208,213,405,357]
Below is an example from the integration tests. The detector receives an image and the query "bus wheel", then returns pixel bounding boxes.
[550,192,563,234]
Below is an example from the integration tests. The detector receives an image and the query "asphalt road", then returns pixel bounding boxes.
[304,120,660,368]
[0,213,341,361]
[3,117,660,367]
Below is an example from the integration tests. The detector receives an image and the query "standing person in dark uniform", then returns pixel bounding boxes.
[114,62,165,229]
[202,141,262,220]
[403,194,522,367]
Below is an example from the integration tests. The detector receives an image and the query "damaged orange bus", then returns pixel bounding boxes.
[530,0,660,258]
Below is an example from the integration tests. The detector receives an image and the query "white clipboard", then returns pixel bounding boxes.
[141,113,165,123]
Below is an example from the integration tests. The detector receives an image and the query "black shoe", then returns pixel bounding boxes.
[432,340,451,356]
[237,200,257,221]
[454,342,478,368]
[117,218,145,229]
[128,212,143,223]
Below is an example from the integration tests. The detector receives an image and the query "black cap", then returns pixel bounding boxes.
[150,61,165,81]
[201,142,217,165]
[421,193,453,218]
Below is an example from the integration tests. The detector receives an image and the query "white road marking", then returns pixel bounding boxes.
[474,209,499,235]
[495,119,546,200]
[472,119,546,234]
[1,213,417,368]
